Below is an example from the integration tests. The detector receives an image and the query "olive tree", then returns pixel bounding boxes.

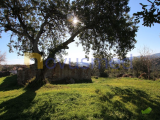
[0,0,138,86]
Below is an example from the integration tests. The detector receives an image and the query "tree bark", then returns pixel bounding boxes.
[28,60,48,88]
[28,69,47,88]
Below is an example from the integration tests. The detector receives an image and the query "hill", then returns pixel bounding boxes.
[132,53,160,58]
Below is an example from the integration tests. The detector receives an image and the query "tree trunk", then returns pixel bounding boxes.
[148,69,150,80]
[36,69,47,84]
[28,61,48,88]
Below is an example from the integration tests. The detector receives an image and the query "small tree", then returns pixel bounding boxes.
[89,63,100,77]
[150,56,160,80]
[138,46,156,79]
[92,50,113,77]
[0,51,6,71]
[0,51,6,64]
[132,57,143,77]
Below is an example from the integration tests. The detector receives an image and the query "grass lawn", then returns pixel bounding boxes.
[0,75,160,120]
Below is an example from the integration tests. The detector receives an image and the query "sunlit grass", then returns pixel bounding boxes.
[0,75,160,120]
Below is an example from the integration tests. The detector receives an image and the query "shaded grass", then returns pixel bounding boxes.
[0,75,22,91]
[50,78,92,85]
[0,75,160,120]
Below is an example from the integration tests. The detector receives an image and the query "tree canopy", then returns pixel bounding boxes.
[0,0,139,85]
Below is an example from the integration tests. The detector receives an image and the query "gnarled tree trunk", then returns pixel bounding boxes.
[29,60,48,88]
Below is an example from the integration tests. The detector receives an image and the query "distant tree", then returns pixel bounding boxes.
[134,0,160,27]
[132,54,158,79]
[0,0,138,86]
[92,50,113,77]
[138,46,156,79]
[107,56,132,76]
[0,51,6,65]
[151,58,160,79]
[132,57,143,77]
[2,64,8,71]
[89,63,100,76]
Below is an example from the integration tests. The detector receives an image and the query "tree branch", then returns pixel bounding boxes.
[4,14,25,36]
[35,21,48,43]
[47,26,87,60]
[35,1,67,44]
[4,1,33,40]
[16,12,33,40]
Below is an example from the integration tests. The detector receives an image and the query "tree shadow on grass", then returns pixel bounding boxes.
[96,87,160,120]
[156,95,160,99]
[0,81,56,120]
[0,75,22,91]
[51,78,93,85]
[112,87,160,119]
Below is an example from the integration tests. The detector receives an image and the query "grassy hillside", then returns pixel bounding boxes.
[0,76,160,120]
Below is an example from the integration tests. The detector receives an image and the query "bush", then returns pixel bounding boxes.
[133,72,140,78]
[0,71,11,77]
[0,65,2,71]
[100,72,109,77]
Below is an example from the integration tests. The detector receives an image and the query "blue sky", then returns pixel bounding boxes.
[0,0,160,65]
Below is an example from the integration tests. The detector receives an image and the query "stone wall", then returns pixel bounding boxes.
[17,62,91,85]
[17,65,36,85]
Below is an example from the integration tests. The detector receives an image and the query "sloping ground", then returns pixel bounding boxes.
[0,75,160,120]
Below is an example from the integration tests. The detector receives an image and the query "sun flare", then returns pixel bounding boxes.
[73,17,78,25]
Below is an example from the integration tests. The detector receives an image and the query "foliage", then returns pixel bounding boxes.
[92,51,113,77]
[132,57,143,77]
[0,0,138,85]
[73,0,138,58]
[138,46,157,79]
[1,65,15,71]
[0,0,69,58]
[0,66,2,71]
[89,63,100,76]
[131,46,160,79]
[134,0,160,27]
[102,57,132,77]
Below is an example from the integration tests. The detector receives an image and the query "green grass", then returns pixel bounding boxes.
[0,75,160,120]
